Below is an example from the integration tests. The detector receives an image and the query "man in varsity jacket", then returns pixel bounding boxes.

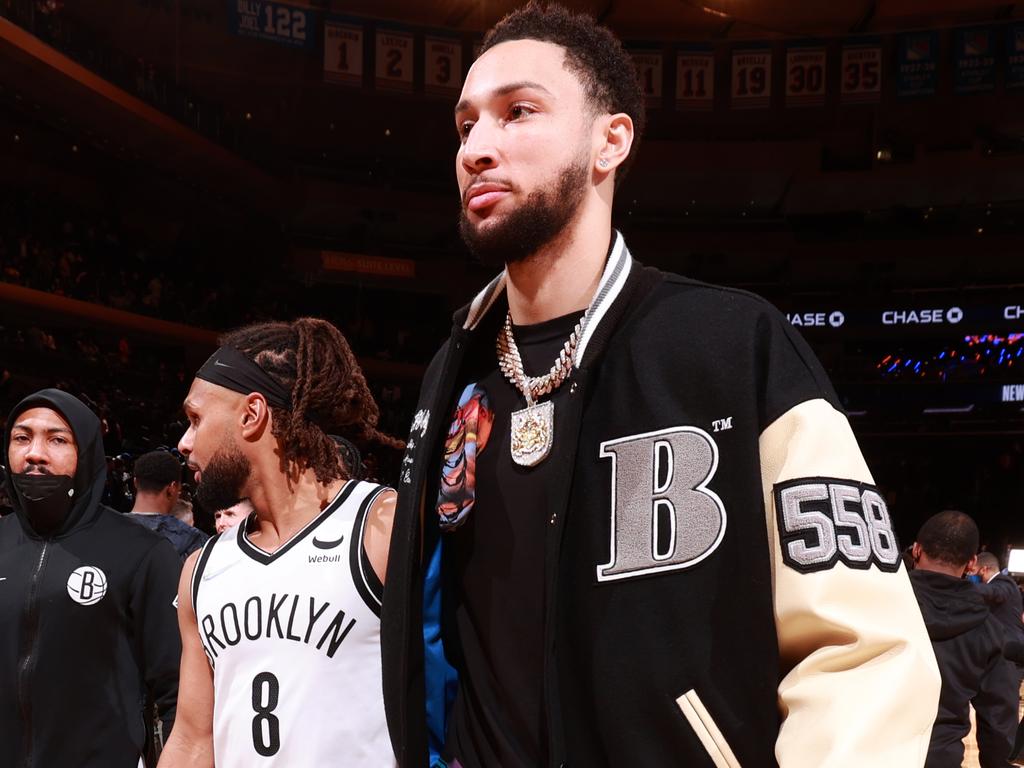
[1,389,182,767]
[381,5,941,767]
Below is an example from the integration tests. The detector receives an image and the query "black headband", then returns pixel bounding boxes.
[195,346,292,410]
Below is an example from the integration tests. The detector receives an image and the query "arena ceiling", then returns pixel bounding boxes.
[325,0,1019,39]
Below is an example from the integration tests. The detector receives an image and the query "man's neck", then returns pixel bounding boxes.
[131,494,169,516]
[246,467,348,552]
[505,208,612,326]
[916,556,967,578]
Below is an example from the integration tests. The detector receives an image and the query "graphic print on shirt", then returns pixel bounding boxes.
[67,565,108,605]
[597,426,726,582]
[437,383,493,531]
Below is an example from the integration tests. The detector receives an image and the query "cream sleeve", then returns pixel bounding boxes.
[761,398,940,768]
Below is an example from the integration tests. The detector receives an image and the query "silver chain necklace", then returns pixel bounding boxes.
[496,310,585,467]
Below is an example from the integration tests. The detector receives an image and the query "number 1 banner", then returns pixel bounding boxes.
[676,47,714,111]
[631,51,663,108]
[425,36,462,96]
[785,45,826,107]
[376,28,414,92]
[324,20,363,86]
[731,48,771,109]
[840,40,882,103]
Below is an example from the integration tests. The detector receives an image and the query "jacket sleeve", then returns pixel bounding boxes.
[754,309,940,767]
[131,537,184,739]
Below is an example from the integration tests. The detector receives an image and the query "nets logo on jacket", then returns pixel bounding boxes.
[597,426,726,582]
[67,566,108,605]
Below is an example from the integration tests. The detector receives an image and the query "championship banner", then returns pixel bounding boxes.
[323,20,363,86]
[424,36,462,96]
[1006,24,1024,89]
[785,45,827,107]
[840,40,882,103]
[731,48,771,109]
[227,0,315,50]
[896,31,939,97]
[375,28,414,92]
[676,47,714,111]
[953,27,995,93]
[631,50,663,108]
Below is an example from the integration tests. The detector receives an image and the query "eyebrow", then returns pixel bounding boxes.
[454,80,555,116]
[12,424,73,436]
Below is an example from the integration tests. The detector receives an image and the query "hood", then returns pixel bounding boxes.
[4,388,107,537]
[910,569,991,641]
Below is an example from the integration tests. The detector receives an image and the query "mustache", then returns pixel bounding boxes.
[23,466,52,475]
[461,176,517,207]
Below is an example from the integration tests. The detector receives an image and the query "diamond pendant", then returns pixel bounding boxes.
[510,400,554,467]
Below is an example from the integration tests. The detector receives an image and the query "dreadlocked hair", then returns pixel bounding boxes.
[219,318,404,484]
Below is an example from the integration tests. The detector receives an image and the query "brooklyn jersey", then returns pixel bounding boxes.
[191,480,396,767]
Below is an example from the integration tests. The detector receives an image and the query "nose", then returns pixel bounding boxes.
[24,438,48,466]
[177,426,193,458]
[460,118,499,175]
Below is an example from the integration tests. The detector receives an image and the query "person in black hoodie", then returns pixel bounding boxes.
[910,510,1018,767]
[0,388,183,768]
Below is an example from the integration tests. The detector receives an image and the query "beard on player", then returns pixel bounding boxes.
[458,150,590,268]
[195,439,252,513]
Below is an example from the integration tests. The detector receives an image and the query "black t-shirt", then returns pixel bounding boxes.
[446,309,584,768]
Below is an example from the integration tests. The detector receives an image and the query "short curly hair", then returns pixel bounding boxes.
[916,510,979,568]
[480,2,645,183]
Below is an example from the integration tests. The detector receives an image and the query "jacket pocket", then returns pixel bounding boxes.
[675,689,742,768]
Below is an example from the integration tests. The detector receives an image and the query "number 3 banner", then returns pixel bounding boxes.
[676,48,714,111]
[785,46,826,107]
[731,48,771,109]
[376,28,414,92]
[323,20,363,86]
[425,36,462,96]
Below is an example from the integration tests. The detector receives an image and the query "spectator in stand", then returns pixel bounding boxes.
[975,552,1024,645]
[910,511,1018,767]
[128,450,208,560]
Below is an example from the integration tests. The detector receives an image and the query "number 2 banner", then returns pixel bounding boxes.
[425,36,462,96]
[731,48,771,109]
[785,46,826,107]
[840,41,882,103]
[676,48,714,111]
[376,28,414,92]
[323,20,363,86]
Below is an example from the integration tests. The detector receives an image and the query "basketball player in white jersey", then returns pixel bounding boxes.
[158,318,403,768]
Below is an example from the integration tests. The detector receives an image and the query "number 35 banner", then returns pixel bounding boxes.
[376,28,414,92]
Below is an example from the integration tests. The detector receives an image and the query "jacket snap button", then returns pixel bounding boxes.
[569,382,577,394]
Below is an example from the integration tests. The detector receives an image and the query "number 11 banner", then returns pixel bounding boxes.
[785,45,826,107]
[731,48,771,109]
[676,47,714,111]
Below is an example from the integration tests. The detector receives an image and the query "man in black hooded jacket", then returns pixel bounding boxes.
[910,510,1018,767]
[0,388,183,768]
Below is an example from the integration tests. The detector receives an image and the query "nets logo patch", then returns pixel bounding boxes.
[774,478,900,573]
[67,566,108,606]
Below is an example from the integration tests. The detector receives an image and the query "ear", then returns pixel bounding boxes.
[911,542,922,562]
[240,393,271,440]
[965,554,979,577]
[593,112,634,177]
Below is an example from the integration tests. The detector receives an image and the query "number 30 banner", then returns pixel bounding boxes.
[785,45,826,107]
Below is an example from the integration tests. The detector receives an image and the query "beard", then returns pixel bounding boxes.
[459,151,590,268]
[196,441,251,513]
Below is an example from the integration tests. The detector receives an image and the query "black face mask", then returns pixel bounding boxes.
[11,473,75,535]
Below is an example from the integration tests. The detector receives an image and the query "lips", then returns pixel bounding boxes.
[465,183,511,213]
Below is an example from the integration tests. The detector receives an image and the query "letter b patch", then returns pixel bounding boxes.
[597,427,726,582]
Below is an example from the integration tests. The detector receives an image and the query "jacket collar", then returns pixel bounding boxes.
[460,230,635,368]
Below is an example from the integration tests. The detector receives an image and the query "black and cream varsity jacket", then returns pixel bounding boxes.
[382,232,941,768]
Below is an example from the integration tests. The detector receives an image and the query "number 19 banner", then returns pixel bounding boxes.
[731,48,771,109]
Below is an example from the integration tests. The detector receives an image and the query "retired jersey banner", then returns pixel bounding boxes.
[376,28,414,91]
[785,45,826,107]
[424,36,462,95]
[897,31,939,97]
[323,20,363,86]
[676,47,714,111]
[228,0,315,49]
[631,50,663,108]
[1006,24,1024,89]
[840,40,882,103]
[731,48,771,109]
[954,27,996,93]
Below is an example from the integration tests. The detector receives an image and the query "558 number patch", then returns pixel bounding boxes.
[774,478,901,573]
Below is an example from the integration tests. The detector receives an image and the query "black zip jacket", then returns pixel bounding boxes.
[382,234,940,768]
[911,569,1017,767]
[0,389,182,768]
